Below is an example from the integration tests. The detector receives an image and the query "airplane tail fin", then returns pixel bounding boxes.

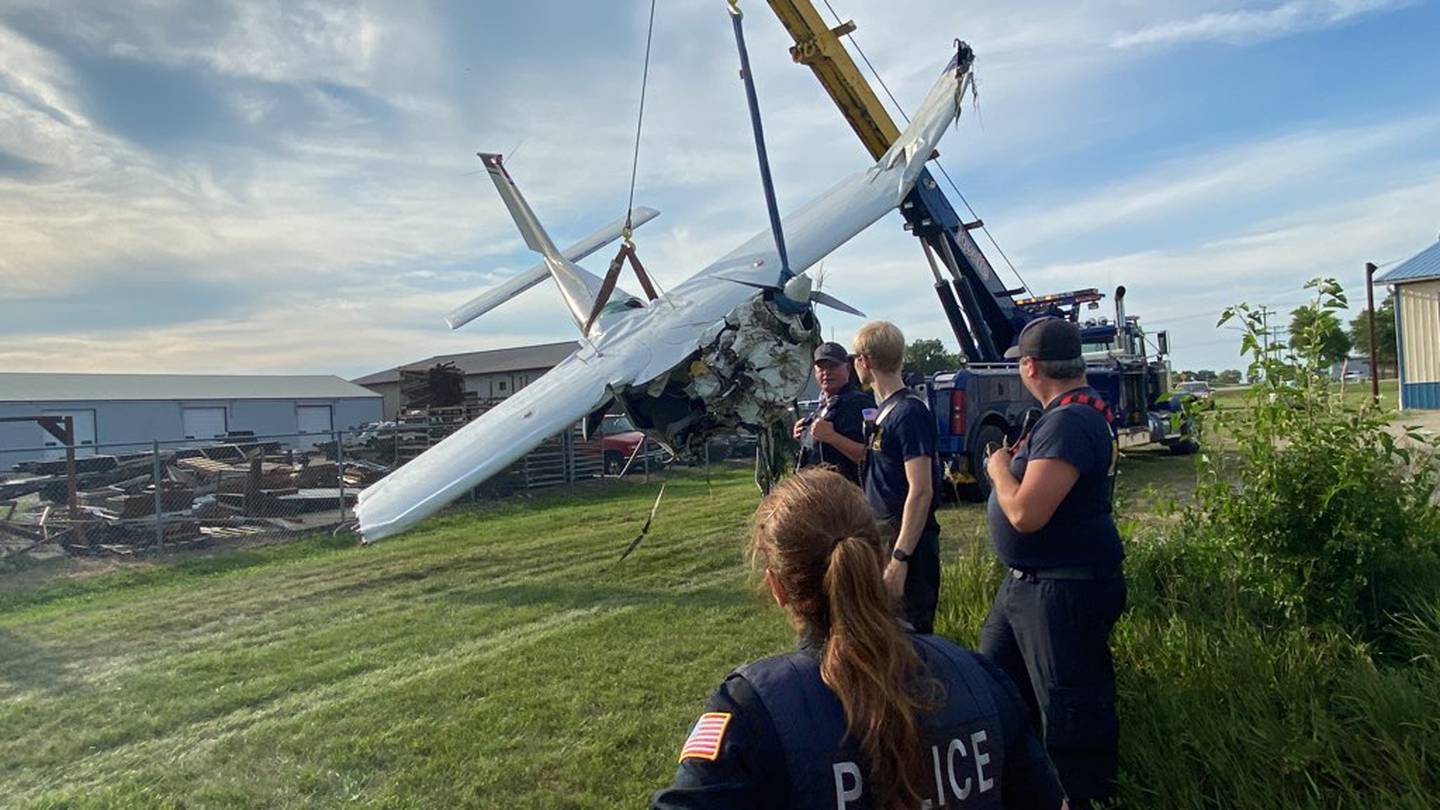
[478,153,607,333]
[445,207,658,330]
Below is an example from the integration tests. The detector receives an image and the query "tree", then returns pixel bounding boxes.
[1348,292,1398,375]
[1176,370,1195,382]
[1195,369,1218,382]
[904,339,963,376]
[1289,306,1352,366]
[1217,369,1243,385]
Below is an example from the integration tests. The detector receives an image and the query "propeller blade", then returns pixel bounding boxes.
[810,290,866,317]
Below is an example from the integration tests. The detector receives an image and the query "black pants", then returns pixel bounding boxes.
[899,524,941,635]
[979,570,1126,807]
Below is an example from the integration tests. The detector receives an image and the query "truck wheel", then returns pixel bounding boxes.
[1166,438,1200,455]
[962,423,1007,502]
[604,451,625,475]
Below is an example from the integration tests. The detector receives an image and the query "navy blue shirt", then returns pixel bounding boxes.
[863,391,940,530]
[651,635,1064,809]
[987,386,1122,569]
[796,383,870,484]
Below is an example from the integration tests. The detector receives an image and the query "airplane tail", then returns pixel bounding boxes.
[478,153,609,334]
[445,207,658,330]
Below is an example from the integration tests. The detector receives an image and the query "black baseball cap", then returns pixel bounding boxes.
[813,342,850,365]
[1003,317,1082,361]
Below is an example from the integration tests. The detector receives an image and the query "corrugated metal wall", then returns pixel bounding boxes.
[1397,279,1440,409]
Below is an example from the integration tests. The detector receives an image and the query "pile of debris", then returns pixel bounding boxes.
[0,441,388,560]
[399,362,468,409]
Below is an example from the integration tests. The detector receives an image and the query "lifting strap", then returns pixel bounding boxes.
[581,241,661,335]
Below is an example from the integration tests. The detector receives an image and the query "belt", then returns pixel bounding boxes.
[1010,565,1120,581]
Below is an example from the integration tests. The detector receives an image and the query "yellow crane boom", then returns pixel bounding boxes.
[765,0,900,161]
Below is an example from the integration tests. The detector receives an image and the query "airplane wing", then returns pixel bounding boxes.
[355,348,629,542]
[679,54,969,293]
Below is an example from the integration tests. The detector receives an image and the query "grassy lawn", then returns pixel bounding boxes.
[8,444,1432,808]
[0,454,1201,808]
[1210,378,1400,412]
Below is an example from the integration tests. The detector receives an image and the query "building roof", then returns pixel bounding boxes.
[0,373,381,402]
[352,341,580,385]
[1376,239,1440,284]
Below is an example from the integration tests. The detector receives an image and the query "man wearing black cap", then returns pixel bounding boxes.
[793,341,869,484]
[980,316,1126,810]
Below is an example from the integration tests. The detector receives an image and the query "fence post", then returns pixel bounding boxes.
[565,429,576,489]
[153,439,164,548]
[335,430,346,522]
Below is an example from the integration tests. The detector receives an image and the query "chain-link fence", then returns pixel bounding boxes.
[0,422,679,562]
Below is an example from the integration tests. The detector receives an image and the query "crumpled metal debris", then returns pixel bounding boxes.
[677,296,819,452]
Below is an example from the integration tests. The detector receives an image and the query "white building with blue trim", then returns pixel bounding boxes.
[1377,240,1440,410]
[0,374,383,468]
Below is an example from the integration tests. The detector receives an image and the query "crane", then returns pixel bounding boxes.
[765,0,1025,362]
[761,1,1197,489]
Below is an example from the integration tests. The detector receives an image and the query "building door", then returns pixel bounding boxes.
[295,406,334,443]
[40,410,97,460]
[182,407,228,441]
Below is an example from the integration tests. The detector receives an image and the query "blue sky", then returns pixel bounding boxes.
[2,0,1438,378]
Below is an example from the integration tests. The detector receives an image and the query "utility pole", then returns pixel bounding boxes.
[1258,305,1271,379]
[1365,262,1380,403]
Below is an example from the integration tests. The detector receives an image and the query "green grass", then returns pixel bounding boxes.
[1210,378,1400,412]
[3,454,1435,808]
[1,470,792,808]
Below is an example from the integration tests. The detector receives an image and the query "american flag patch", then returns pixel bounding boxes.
[679,712,732,762]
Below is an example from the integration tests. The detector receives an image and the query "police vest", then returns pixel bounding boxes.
[735,635,1005,810]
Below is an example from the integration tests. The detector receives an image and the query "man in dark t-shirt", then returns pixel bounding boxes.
[980,316,1126,810]
[851,321,943,634]
[793,342,869,484]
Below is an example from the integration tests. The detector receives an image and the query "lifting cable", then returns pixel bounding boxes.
[727,0,792,282]
[586,0,663,334]
[623,0,658,245]
[818,0,1031,297]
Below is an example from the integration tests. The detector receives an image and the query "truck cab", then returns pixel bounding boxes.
[924,287,1193,499]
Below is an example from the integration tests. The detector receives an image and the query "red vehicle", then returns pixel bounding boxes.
[600,414,647,475]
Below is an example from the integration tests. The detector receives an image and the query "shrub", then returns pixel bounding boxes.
[1197,279,1440,645]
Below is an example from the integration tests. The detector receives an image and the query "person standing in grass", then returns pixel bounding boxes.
[851,320,943,634]
[794,341,870,485]
[652,468,1065,810]
[982,316,1126,810]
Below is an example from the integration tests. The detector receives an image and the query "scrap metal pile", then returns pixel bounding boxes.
[0,441,387,559]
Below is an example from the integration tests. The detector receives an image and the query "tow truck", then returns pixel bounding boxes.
[766,0,1194,495]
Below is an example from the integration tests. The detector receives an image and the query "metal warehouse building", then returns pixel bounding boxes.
[1377,240,1440,410]
[0,373,383,468]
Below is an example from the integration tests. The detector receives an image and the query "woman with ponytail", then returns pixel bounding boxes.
[653,468,1065,810]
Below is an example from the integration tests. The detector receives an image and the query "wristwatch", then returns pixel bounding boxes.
[892,547,911,563]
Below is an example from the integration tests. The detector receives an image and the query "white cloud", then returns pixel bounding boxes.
[0,0,1430,377]
[1110,0,1413,49]
[995,113,1440,250]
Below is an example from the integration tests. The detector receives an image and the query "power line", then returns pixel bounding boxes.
[818,0,1030,295]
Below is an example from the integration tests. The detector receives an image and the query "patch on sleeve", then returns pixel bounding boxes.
[679,712,732,762]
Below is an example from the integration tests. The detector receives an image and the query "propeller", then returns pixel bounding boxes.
[717,270,866,317]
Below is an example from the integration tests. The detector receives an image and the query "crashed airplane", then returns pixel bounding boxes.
[355,53,972,542]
